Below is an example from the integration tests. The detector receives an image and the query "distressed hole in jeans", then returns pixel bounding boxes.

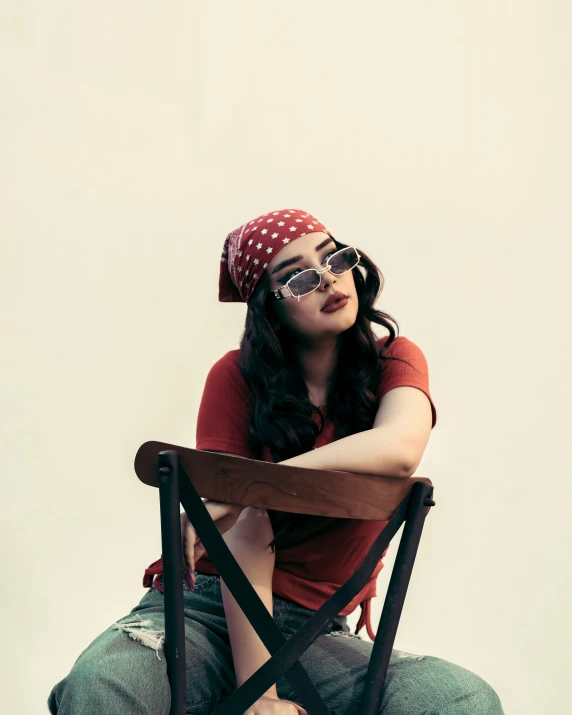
[393,649,425,661]
[325,630,362,640]
[111,613,166,660]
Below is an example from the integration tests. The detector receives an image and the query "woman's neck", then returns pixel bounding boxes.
[294,337,340,397]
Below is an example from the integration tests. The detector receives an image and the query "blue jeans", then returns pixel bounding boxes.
[48,574,504,714]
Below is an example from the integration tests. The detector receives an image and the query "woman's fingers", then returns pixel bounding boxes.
[180,512,197,589]
[186,526,197,570]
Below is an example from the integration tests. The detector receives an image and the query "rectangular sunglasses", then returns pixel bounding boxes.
[270,246,361,301]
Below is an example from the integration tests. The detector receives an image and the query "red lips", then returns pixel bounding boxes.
[321,291,349,311]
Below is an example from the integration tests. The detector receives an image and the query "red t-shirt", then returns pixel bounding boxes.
[143,335,437,639]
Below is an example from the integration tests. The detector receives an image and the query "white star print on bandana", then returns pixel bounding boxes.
[219,209,332,303]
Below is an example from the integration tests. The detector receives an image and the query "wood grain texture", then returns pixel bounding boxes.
[134,440,433,521]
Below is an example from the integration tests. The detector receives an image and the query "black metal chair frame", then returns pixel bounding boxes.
[156,449,435,715]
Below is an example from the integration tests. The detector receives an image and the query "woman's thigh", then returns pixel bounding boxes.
[49,574,505,715]
[48,575,237,715]
[276,630,504,715]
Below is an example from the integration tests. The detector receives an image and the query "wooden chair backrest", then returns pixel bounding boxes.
[135,441,433,520]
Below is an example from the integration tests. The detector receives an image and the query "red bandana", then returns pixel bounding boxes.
[219,208,333,303]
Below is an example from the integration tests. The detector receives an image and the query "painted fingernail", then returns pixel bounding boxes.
[187,566,196,591]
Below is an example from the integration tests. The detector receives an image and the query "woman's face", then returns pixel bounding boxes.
[265,232,359,343]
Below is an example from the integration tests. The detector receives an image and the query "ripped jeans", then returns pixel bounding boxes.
[48,574,504,715]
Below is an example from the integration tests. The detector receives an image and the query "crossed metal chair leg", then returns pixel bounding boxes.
[156,450,434,715]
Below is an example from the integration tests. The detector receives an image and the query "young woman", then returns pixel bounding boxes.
[48,208,504,715]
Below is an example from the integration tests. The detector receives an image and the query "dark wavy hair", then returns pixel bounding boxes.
[237,237,413,550]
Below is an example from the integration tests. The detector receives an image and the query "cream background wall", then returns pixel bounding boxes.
[1,2,570,713]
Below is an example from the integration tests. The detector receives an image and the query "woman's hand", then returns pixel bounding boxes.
[243,694,308,715]
[181,500,244,588]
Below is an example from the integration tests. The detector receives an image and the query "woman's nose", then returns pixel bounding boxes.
[320,270,336,290]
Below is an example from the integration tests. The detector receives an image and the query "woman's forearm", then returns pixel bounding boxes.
[221,507,278,699]
[278,426,411,478]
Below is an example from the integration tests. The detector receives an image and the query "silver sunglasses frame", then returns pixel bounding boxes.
[269,247,362,302]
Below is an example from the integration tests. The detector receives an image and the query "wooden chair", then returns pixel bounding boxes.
[134,441,435,715]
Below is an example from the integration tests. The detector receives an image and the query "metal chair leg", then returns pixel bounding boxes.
[360,481,434,715]
[158,452,187,715]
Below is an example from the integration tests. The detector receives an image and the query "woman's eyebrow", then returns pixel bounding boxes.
[270,238,335,275]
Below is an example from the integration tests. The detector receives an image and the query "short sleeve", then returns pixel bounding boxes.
[377,336,437,428]
[195,351,257,458]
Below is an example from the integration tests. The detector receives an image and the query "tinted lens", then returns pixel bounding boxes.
[288,270,320,297]
[329,247,359,274]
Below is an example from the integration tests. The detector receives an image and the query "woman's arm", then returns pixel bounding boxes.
[221,506,279,700]
[278,386,433,478]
